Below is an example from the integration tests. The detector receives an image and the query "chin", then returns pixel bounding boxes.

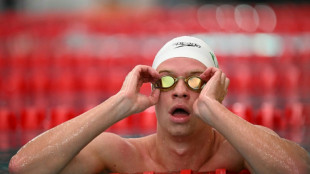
[168,124,194,137]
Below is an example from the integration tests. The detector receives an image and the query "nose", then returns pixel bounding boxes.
[172,79,189,99]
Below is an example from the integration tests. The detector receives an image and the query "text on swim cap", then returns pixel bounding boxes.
[174,42,201,49]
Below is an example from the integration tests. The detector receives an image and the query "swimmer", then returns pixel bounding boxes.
[9,36,310,174]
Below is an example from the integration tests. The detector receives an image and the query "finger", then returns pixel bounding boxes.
[149,88,160,105]
[200,67,219,82]
[221,72,226,85]
[199,67,212,80]
[122,65,148,92]
[141,65,160,78]
[148,66,161,80]
[224,77,230,92]
[211,68,222,81]
[122,70,136,92]
[137,88,160,112]
[139,66,160,83]
[199,69,219,96]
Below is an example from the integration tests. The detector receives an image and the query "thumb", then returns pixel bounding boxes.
[149,89,160,105]
[135,89,160,114]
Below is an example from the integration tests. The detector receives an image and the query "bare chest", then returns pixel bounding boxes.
[112,149,244,173]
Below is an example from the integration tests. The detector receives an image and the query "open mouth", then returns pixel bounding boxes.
[170,106,190,116]
[169,106,191,123]
[172,108,190,116]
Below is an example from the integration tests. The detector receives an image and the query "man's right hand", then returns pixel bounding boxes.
[118,65,160,118]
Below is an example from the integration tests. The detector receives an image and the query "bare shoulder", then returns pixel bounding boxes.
[91,133,140,167]
[92,132,155,154]
[87,133,155,173]
[62,132,143,173]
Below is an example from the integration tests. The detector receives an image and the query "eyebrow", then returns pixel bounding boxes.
[158,70,203,76]
[188,71,204,75]
[158,70,173,74]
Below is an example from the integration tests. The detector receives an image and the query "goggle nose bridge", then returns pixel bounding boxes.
[170,76,191,89]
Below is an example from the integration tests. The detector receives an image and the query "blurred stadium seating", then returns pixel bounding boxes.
[0,3,310,153]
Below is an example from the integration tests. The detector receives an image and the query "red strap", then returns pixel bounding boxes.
[143,171,155,174]
[215,169,226,174]
[180,169,192,174]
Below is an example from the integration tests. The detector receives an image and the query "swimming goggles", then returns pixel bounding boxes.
[153,75,205,92]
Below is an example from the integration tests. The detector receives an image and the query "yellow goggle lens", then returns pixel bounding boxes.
[161,76,175,88]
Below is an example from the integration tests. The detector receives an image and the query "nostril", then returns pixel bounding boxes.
[173,93,188,98]
[172,81,189,98]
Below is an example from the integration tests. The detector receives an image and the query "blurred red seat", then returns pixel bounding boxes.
[278,64,300,100]
[299,65,310,99]
[108,117,133,135]
[26,70,50,107]
[4,71,26,96]
[256,102,284,131]
[273,5,299,33]
[28,49,52,70]
[256,64,278,96]
[4,71,26,109]
[20,107,45,130]
[51,71,78,93]
[0,108,18,150]
[234,4,259,32]
[230,103,253,123]
[52,53,76,70]
[215,4,239,32]
[7,55,28,71]
[0,108,17,131]
[28,69,50,94]
[255,4,277,33]
[80,69,104,92]
[138,107,157,135]
[284,102,305,143]
[285,102,305,128]
[197,4,221,32]
[303,104,310,126]
[48,107,75,129]
[19,107,47,145]
[105,70,127,96]
[49,70,78,107]
[228,63,252,97]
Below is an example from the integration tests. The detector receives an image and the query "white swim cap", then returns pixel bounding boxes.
[152,36,219,70]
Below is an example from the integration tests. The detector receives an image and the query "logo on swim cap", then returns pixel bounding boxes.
[174,42,201,49]
[152,36,218,70]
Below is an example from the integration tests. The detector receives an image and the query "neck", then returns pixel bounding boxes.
[153,126,216,171]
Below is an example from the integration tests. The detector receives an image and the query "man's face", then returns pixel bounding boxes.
[155,57,208,136]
